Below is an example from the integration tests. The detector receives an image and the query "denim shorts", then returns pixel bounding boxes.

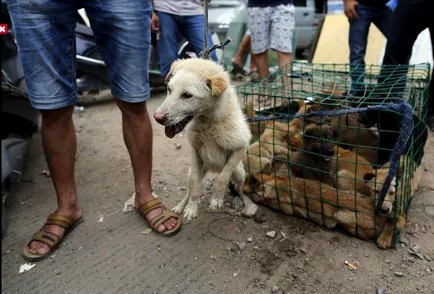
[6,0,152,110]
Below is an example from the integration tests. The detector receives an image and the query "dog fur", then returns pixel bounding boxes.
[244,120,291,180]
[254,173,402,247]
[362,156,422,248]
[154,58,258,220]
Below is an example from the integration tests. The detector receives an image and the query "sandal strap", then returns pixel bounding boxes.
[31,231,61,249]
[138,198,163,216]
[149,210,180,229]
[46,214,75,230]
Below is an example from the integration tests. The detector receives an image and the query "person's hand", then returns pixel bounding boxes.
[344,0,359,20]
[151,12,160,32]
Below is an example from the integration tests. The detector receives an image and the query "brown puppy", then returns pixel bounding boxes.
[290,124,336,186]
[244,120,291,179]
[246,100,268,141]
[254,173,401,246]
[362,156,422,248]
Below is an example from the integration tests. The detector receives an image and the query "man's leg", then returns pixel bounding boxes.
[347,4,375,87]
[179,15,218,62]
[248,7,272,79]
[378,0,428,98]
[232,32,251,73]
[7,1,82,256]
[372,6,392,38]
[84,0,178,232]
[270,4,295,71]
[155,11,180,77]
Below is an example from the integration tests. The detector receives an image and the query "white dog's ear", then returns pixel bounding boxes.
[165,59,184,84]
[206,74,228,97]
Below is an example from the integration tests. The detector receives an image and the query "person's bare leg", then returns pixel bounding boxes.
[277,51,293,92]
[249,52,257,73]
[28,105,82,255]
[232,34,251,67]
[116,99,177,232]
[254,50,269,79]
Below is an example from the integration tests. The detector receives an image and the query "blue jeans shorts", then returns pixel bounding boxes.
[6,0,152,110]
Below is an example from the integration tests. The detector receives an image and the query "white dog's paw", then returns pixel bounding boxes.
[183,201,199,221]
[209,198,224,211]
[241,202,258,218]
[172,201,187,214]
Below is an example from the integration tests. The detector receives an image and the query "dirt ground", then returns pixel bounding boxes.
[1,90,434,294]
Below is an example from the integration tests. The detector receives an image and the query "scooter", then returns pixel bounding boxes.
[1,0,40,237]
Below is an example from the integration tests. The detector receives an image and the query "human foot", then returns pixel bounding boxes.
[26,207,82,258]
[135,193,180,234]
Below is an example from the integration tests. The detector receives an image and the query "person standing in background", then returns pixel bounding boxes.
[150,0,218,77]
[379,0,434,132]
[247,0,296,82]
[343,0,392,91]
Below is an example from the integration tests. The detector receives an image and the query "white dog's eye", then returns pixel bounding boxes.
[182,92,193,99]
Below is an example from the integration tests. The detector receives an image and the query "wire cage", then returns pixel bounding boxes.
[237,61,430,248]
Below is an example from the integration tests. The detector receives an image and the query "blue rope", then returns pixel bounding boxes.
[247,102,414,215]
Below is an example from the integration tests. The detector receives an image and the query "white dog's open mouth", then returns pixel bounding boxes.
[165,116,193,138]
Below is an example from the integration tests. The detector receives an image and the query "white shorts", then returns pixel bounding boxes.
[247,4,296,54]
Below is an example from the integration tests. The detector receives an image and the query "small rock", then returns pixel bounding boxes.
[247,237,253,243]
[180,187,186,191]
[254,210,267,223]
[271,285,279,293]
[386,259,391,264]
[424,254,432,262]
[424,206,434,217]
[237,242,247,251]
[232,197,244,210]
[408,249,424,260]
[426,268,431,273]
[399,234,410,246]
[266,231,276,238]
[376,288,385,294]
[300,247,308,254]
[233,272,238,278]
[410,244,420,253]
[158,179,165,184]
[394,271,404,277]
[175,143,182,149]
[364,253,369,257]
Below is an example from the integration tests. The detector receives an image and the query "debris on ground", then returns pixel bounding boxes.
[344,261,357,270]
[141,228,152,235]
[394,271,404,277]
[408,248,425,260]
[98,216,104,223]
[376,287,385,294]
[271,285,279,293]
[237,242,246,251]
[247,237,253,243]
[232,272,238,278]
[254,210,267,223]
[175,143,182,150]
[266,231,276,238]
[19,263,35,274]
[41,169,51,177]
[300,247,308,254]
[123,193,135,213]
[399,234,410,246]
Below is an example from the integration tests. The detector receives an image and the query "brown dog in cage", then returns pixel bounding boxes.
[243,120,291,180]
[253,173,405,248]
[289,124,375,195]
[361,156,422,248]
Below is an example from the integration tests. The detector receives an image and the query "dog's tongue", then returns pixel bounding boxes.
[323,156,331,162]
[165,126,177,138]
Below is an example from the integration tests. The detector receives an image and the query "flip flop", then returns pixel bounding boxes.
[137,198,182,237]
[231,62,247,76]
[22,214,84,262]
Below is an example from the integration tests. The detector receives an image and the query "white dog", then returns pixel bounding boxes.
[153,58,258,220]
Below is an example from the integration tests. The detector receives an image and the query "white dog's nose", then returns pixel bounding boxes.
[153,112,167,125]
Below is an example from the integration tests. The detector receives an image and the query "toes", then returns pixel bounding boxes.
[157,224,166,233]
[37,244,50,255]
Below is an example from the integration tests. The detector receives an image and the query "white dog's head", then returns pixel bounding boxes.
[153,59,230,138]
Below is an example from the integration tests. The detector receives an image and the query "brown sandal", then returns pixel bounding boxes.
[137,198,182,237]
[22,214,83,262]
